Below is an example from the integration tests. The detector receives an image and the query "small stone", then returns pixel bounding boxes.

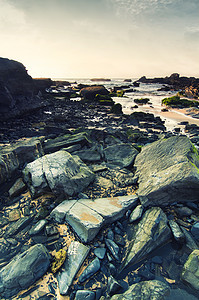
[129,205,143,223]
[169,220,185,243]
[114,226,123,235]
[105,239,120,261]
[75,290,95,300]
[107,229,114,240]
[114,234,125,246]
[94,248,106,260]
[108,276,122,296]
[79,258,101,283]
[8,209,21,222]
[5,216,32,237]
[45,224,58,236]
[109,263,116,276]
[175,206,193,217]
[29,219,47,236]
[8,178,26,198]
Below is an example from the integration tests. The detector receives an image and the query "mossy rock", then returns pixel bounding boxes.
[162,95,198,108]
[110,103,123,114]
[51,249,67,273]
[134,98,150,104]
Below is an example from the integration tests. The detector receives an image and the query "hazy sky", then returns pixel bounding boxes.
[0,0,199,78]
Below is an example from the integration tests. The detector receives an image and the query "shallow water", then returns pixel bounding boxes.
[63,78,199,131]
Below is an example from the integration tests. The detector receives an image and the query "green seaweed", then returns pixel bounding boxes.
[162,95,198,108]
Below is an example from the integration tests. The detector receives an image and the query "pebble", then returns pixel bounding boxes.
[79,258,101,283]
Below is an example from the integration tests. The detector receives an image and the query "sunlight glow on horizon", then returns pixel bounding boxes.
[0,0,199,78]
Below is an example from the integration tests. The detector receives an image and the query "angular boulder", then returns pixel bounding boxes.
[104,143,139,168]
[0,244,50,298]
[23,150,95,198]
[122,207,171,270]
[0,137,44,185]
[110,280,170,300]
[182,249,199,290]
[134,136,199,206]
[51,195,138,243]
[0,57,42,120]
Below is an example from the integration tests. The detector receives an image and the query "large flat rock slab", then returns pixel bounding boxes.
[23,150,95,198]
[122,207,171,270]
[134,136,199,206]
[57,241,90,295]
[0,244,50,298]
[51,195,138,243]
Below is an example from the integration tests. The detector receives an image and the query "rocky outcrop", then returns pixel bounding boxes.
[110,280,170,300]
[51,195,138,243]
[122,207,171,270]
[0,244,50,298]
[134,136,199,206]
[0,57,42,120]
[138,73,199,91]
[23,150,95,198]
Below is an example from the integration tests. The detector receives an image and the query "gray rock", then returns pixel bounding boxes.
[94,247,106,259]
[51,195,138,243]
[73,148,101,162]
[79,195,138,223]
[29,219,47,236]
[5,216,32,237]
[110,280,170,300]
[182,249,199,290]
[79,257,101,283]
[105,239,120,261]
[50,200,77,223]
[129,205,143,223]
[122,207,171,270]
[9,178,26,198]
[104,143,139,168]
[23,150,95,198]
[134,136,199,206]
[57,241,90,295]
[65,202,104,243]
[0,244,50,298]
[43,132,89,154]
[75,290,95,300]
[175,206,193,217]
[0,137,44,185]
[191,222,199,241]
[180,226,199,251]
[108,276,122,296]
[168,220,185,243]
[0,238,19,259]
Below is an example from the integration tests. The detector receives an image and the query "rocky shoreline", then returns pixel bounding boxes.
[1,58,199,300]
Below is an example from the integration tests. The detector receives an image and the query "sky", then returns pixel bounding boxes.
[0,0,199,78]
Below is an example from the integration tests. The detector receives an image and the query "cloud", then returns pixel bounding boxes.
[0,0,26,31]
